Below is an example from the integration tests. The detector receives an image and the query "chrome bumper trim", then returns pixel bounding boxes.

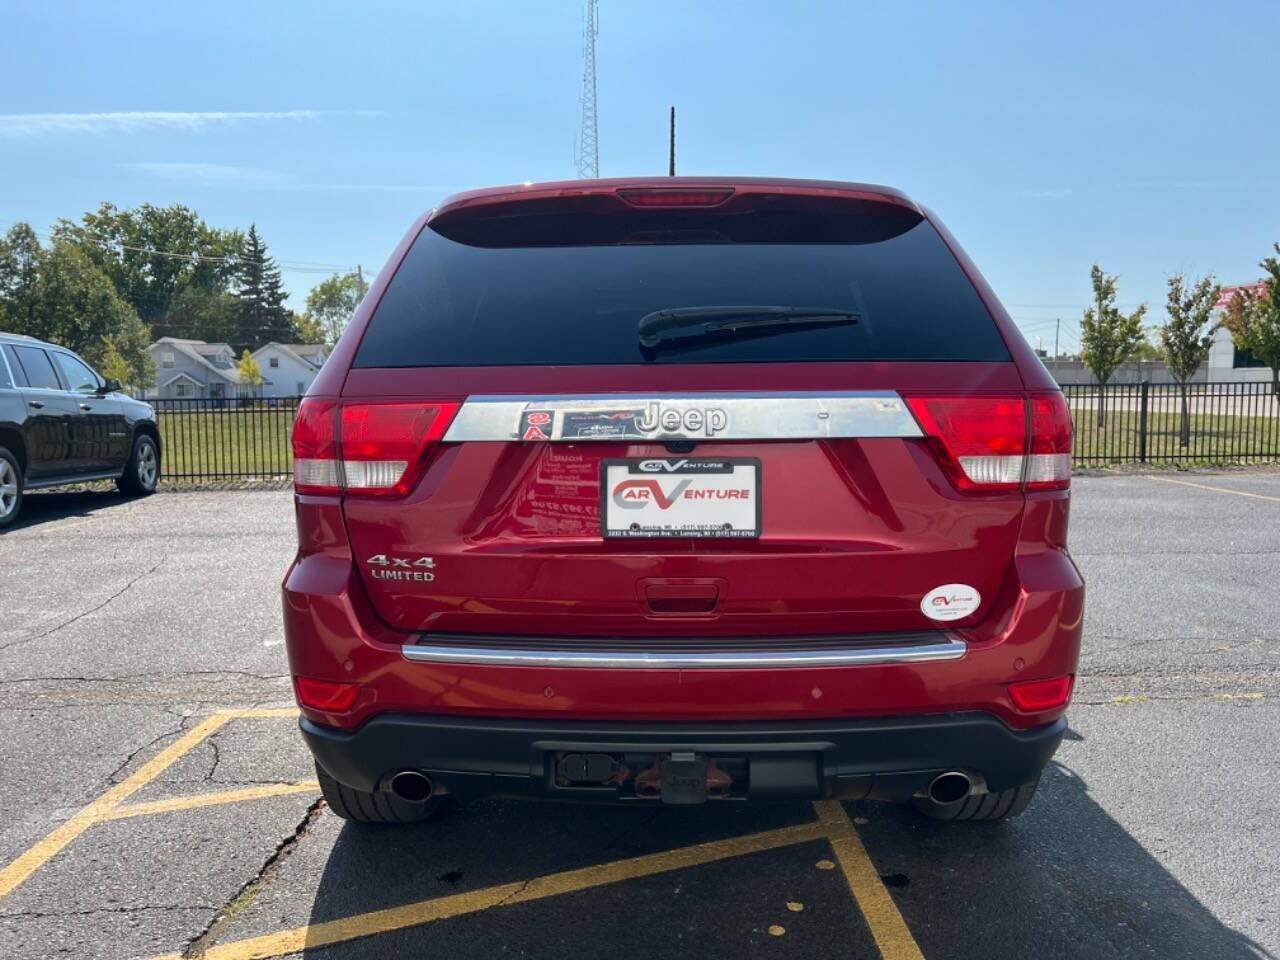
[400,637,966,669]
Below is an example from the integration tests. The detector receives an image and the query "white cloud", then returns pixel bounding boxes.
[121,161,455,194]
[0,110,376,138]
[122,162,289,186]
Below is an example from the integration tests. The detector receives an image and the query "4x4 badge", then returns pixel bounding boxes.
[366,554,436,582]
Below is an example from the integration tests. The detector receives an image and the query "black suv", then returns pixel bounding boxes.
[0,332,161,528]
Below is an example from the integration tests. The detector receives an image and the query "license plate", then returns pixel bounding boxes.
[601,458,761,539]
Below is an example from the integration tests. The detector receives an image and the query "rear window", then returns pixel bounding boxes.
[354,205,1010,368]
[13,345,62,390]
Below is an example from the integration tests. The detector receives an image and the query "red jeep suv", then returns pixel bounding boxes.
[284,177,1082,824]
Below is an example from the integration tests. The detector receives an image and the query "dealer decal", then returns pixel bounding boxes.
[920,584,981,621]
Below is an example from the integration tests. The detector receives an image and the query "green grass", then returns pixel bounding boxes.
[1070,408,1280,466]
[149,400,1280,482]
[156,405,296,480]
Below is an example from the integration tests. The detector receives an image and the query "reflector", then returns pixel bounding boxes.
[295,676,361,711]
[1009,674,1074,711]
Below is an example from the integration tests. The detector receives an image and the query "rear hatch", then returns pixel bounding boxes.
[306,184,1059,638]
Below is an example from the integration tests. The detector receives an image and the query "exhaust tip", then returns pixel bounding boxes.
[389,770,434,803]
[927,771,972,805]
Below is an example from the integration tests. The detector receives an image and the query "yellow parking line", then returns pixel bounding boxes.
[815,800,926,960]
[148,818,833,960]
[0,711,232,901]
[102,781,320,821]
[1146,474,1280,503]
[232,707,301,719]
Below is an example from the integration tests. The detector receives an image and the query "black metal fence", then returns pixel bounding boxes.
[140,383,1280,484]
[147,396,300,482]
[1063,381,1280,466]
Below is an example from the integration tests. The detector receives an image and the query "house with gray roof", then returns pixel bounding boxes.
[143,338,247,400]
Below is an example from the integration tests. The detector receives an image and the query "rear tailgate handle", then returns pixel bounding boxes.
[642,580,722,615]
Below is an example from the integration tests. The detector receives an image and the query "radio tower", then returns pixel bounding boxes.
[576,0,599,178]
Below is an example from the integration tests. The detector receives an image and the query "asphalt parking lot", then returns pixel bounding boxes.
[0,472,1276,960]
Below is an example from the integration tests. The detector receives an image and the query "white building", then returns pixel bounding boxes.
[250,343,331,398]
[1207,282,1271,383]
[146,338,244,400]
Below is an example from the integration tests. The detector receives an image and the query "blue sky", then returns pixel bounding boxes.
[2,0,1277,348]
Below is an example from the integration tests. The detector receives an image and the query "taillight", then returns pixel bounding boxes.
[291,399,341,494]
[904,392,1072,492]
[1026,392,1073,490]
[905,395,1026,490]
[1009,674,1074,711]
[292,398,460,497]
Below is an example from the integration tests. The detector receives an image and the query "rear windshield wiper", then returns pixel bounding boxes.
[637,305,860,353]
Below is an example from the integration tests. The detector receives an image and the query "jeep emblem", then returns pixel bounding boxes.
[636,402,727,436]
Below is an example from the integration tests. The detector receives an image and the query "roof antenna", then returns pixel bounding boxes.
[668,105,675,176]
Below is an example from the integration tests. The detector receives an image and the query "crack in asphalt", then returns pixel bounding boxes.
[0,557,167,653]
[0,903,218,920]
[106,715,190,785]
[0,670,290,685]
[203,736,222,783]
[180,798,325,959]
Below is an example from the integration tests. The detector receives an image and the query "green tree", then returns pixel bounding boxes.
[1128,335,1162,362]
[235,225,293,349]
[1159,273,1221,447]
[52,203,243,331]
[1221,245,1280,399]
[238,348,263,391]
[98,338,132,386]
[292,310,325,344]
[0,223,42,332]
[0,227,154,387]
[162,287,241,345]
[303,270,368,345]
[1081,264,1147,426]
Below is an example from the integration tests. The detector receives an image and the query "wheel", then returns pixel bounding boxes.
[911,776,1040,822]
[0,447,23,529]
[117,433,159,496]
[315,762,446,824]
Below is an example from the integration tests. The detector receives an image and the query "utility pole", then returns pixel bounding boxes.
[356,264,365,304]
[576,0,599,178]
[1054,317,1060,359]
[668,106,675,176]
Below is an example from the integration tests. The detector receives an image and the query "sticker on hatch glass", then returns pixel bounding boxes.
[602,458,761,539]
[920,583,981,621]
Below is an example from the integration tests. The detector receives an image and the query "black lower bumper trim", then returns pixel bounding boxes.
[301,712,1066,804]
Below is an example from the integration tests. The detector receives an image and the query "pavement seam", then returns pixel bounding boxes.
[0,556,166,653]
[107,715,192,785]
[180,798,325,959]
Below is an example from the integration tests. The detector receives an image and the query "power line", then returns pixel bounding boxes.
[0,218,360,274]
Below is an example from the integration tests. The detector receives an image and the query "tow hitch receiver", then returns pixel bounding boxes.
[660,751,709,805]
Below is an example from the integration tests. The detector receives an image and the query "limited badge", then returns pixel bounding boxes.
[920,583,981,621]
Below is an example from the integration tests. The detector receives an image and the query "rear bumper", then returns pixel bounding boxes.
[284,496,1083,731]
[302,711,1066,802]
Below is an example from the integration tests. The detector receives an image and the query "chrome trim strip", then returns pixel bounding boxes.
[441,391,922,442]
[400,637,966,669]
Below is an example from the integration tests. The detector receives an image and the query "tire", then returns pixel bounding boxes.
[911,776,1040,822]
[117,433,160,496]
[315,762,446,824]
[0,446,23,530]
